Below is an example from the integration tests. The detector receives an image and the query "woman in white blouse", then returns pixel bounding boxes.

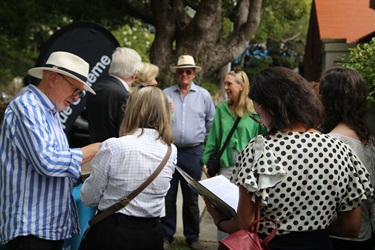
[80,85,177,250]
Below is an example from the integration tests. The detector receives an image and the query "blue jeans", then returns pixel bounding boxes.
[161,145,203,243]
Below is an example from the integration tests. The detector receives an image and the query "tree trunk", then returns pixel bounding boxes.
[146,0,263,85]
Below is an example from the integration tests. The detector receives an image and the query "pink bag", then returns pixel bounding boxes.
[218,218,277,250]
[219,198,278,250]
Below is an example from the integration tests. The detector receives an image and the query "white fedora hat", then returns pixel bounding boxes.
[28,51,96,95]
[170,55,202,73]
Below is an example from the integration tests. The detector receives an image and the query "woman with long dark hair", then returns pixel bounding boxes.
[319,67,375,250]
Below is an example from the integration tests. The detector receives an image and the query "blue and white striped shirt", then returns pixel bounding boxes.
[0,85,83,244]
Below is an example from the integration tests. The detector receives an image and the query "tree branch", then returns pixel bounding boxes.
[224,0,263,61]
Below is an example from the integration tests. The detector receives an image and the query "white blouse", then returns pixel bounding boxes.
[81,128,177,218]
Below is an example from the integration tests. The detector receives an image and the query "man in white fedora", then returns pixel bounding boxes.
[162,55,215,250]
[0,51,101,249]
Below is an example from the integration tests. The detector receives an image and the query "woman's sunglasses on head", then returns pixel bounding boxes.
[233,69,245,82]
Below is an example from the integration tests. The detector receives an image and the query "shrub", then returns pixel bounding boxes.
[340,37,375,111]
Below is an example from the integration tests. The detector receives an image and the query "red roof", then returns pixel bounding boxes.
[315,0,375,42]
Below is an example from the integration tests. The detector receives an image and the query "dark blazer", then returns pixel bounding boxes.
[86,75,130,143]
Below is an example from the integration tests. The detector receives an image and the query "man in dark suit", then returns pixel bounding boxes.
[86,47,142,142]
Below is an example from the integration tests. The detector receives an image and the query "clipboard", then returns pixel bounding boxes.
[176,166,237,219]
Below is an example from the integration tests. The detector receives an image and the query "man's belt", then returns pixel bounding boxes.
[174,143,201,148]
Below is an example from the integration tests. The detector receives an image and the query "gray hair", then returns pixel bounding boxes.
[109,47,142,78]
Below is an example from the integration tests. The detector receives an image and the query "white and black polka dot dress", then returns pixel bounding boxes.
[231,131,374,235]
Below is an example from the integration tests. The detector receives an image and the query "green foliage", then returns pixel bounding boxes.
[271,55,296,69]
[201,79,224,107]
[0,33,37,87]
[341,38,375,111]
[0,0,312,92]
[229,0,311,85]
[244,56,273,80]
[0,0,135,88]
[111,20,155,62]
[252,0,311,70]
[254,0,311,43]
[0,0,73,87]
[220,17,233,40]
[0,68,12,90]
[201,80,220,97]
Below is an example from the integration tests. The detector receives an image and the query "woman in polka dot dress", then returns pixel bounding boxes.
[319,67,375,250]
[204,67,374,250]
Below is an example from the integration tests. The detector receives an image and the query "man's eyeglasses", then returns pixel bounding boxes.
[177,69,193,75]
[58,74,84,98]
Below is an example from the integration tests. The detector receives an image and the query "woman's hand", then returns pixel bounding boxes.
[204,197,227,225]
[202,164,210,178]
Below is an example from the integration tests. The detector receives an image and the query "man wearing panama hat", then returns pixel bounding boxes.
[162,55,215,250]
[0,51,101,249]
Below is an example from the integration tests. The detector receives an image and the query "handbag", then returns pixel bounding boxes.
[207,117,241,177]
[218,198,278,250]
[79,145,171,247]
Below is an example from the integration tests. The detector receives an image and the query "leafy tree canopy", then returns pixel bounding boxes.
[0,0,311,90]
[341,38,375,111]
[0,0,263,87]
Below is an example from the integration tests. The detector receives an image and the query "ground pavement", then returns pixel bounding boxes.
[175,175,219,250]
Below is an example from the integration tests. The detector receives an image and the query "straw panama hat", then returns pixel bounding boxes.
[170,55,202,73]
[28,51,96,95]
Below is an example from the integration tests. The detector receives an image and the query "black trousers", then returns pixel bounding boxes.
[79,213,163,250]
[259,230,333,250]
[331,236,374,250]
[7,235,64,250]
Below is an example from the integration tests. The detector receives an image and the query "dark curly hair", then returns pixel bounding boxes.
[249,67,323,134]
[319,67,374,146]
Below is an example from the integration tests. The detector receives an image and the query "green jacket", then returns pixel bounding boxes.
[202,102,267,168]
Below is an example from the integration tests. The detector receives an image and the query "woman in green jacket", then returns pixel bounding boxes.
[202,70,267,179]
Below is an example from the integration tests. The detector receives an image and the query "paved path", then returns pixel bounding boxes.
[175,176,219,249]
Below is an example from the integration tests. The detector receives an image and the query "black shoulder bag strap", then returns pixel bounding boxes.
[217,116,241,159]
[88,145,172,227]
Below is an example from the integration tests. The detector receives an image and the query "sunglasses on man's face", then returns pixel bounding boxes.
[177,69,193,75]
